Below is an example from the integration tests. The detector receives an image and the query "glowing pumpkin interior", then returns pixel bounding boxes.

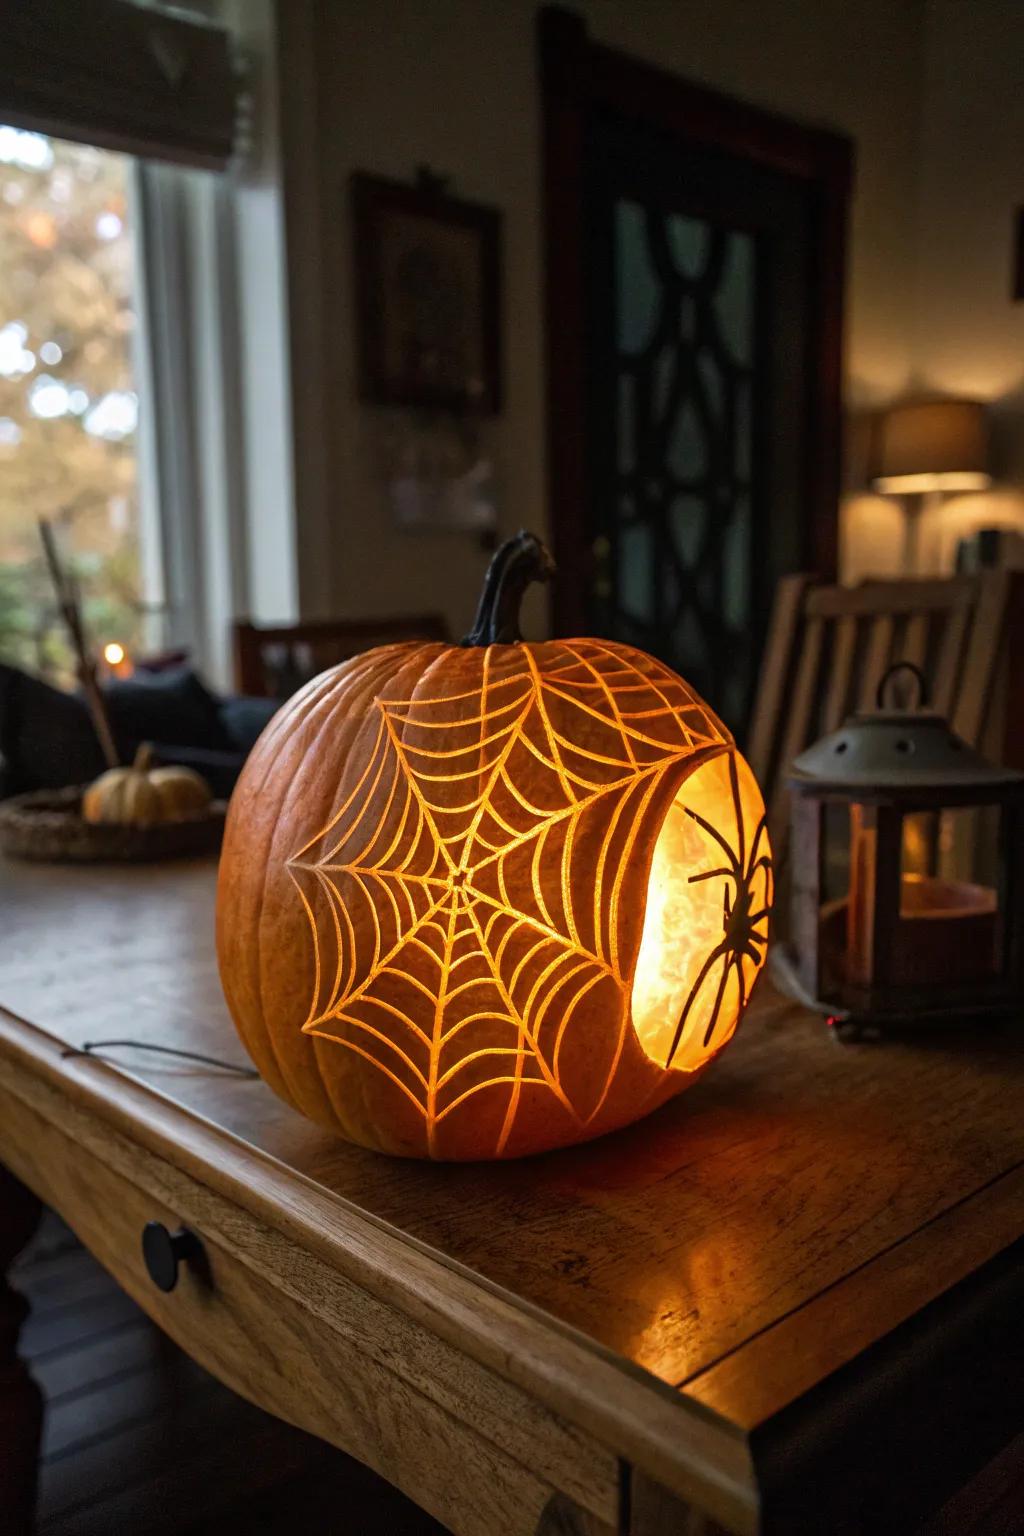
[631,749,771,1072]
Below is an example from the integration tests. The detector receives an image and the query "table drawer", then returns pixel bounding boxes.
[0,1083,619,1536]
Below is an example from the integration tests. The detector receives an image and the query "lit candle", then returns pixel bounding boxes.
[101,641,133,679]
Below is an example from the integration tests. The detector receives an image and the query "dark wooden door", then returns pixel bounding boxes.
[541,9,852,736]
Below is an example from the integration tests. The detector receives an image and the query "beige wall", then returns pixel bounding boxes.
[842,0,1024,580]
[284,0,1024,629]
[287,0,927,637]
[913,0,1024,573]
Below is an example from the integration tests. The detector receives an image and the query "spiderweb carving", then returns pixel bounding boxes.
[287,641,762,1156]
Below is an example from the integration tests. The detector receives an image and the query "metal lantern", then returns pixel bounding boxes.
[782,662,1024,1028]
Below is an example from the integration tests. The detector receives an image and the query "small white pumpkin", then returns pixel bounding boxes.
[82,743,213,827]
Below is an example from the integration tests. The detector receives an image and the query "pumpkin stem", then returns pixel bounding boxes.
[133,742,153,773]
[461,530,556,646]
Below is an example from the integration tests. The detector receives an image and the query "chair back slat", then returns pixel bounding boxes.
[821,614,857,733]
[899,611,929,673]
[746,573,816,787]
[932,599,972,717]
[749,571,1021,935]
[952,570,1011,745]
[806,576,973,619]
[768,615,824,852]
[857,613,896,710]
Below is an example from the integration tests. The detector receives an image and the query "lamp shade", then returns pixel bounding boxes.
[872,399,991,494]
[216,532,772,1159]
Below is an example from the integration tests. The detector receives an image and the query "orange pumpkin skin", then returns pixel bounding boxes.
[216,634,771,1160]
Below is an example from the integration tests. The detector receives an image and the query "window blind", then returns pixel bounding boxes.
[0,0,239,170]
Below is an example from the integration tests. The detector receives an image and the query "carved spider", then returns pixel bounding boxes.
[665,754,772,1067]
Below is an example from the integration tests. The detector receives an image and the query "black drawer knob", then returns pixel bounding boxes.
[142,1221,202,1292]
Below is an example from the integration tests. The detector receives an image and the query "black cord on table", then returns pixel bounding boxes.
[61,1040,259,1077]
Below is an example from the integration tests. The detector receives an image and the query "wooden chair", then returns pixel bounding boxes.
[747,568,1024,899]
[233,614,450,699]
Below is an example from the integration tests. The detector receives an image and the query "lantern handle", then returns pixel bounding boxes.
[461,529,556,646]
[875,660,929,711]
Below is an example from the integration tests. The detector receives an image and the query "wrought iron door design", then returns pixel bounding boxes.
[604,200,757,729]
[576,89,841,740]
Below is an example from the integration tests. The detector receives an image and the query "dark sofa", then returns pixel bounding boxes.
[0,663,279,801]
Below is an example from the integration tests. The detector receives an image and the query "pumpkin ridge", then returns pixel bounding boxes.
[313,643,458,1147]
[575,638,731,746]
[234,646,420,1130]
[304,645,446,1143]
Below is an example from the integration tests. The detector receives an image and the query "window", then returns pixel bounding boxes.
[0,124,149,682]
[0,1,305,694]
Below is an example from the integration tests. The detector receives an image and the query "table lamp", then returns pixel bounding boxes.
[871,399,991,572]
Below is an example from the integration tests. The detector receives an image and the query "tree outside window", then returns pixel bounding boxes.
[0,125,143,682]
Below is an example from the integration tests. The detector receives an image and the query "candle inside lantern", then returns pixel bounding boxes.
[843,804,999,990]
[892,871,998,985]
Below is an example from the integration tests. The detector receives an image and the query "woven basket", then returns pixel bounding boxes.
[0,787,227,863]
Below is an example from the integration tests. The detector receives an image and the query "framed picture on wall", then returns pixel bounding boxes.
[352,171,502,413]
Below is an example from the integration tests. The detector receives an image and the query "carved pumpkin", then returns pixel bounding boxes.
[83,744,212,827]
[217,533,771,1159]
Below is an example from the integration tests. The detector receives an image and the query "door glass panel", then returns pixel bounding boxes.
[618,515,652,625]
[605,196,758,729]
[651,342,674,425]
[666,395,706,482]
[667,212,709,277]
[715,233,755,367]
[723,498,750,631]
[615,201,658,355]
[696,348,724,418]
[617,375,635,476]
[734,375,752,480]
[672,605,709,680]
[668,495,704,567]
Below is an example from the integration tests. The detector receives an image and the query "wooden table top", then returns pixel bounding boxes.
[2,854,1022,1529]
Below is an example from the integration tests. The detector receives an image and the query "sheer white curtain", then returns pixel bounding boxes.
[132,160,249,689]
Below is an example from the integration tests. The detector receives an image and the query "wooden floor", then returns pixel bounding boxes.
[13,1213,445,1536]
[919,1444,1024,1536]
[13,1215,1024,1536]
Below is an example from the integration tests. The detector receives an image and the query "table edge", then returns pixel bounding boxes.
[0,1003,757,1532]
[682,1158,1024,1428]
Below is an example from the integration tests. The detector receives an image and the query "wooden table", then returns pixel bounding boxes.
[1,857,1022,1535]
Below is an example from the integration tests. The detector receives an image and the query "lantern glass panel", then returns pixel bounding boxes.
[817,801,853,995]
[821,801,852,905]
[898,804,1003,982]
[847,802,880,987]
[901,805,1000,887]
